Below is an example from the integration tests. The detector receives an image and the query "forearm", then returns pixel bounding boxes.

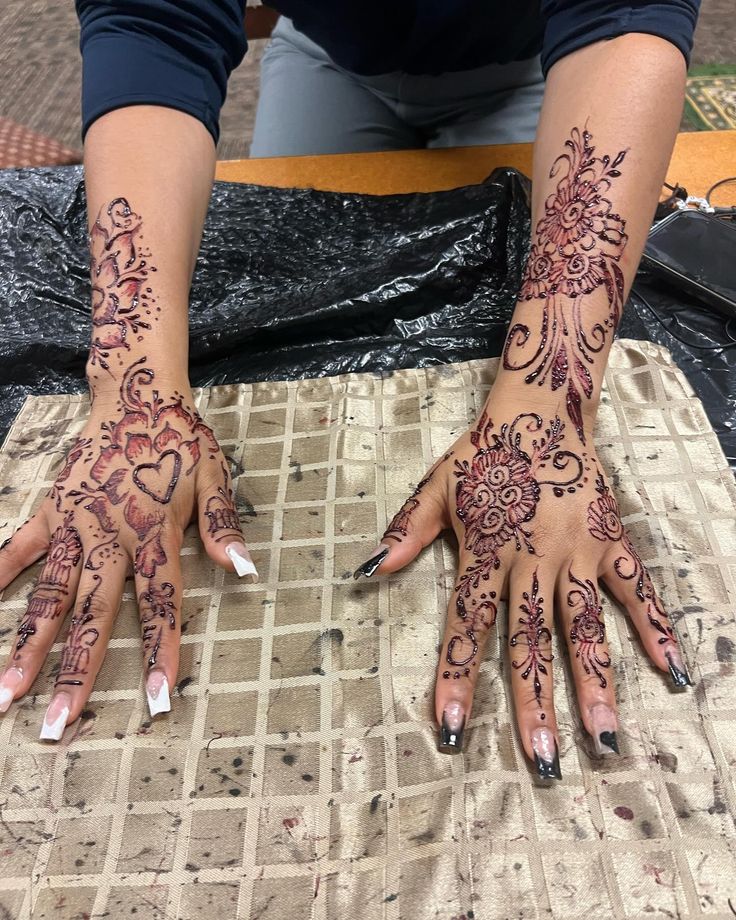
[83,105,216,395]
[496,34,686,438]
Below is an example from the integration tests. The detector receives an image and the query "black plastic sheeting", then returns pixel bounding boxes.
[0,165,734,466]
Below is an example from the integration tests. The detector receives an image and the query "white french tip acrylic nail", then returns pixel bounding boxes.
[146,672,171,717]
[39,698,70,741]
[225,543,259,580]
[0,686,14,713]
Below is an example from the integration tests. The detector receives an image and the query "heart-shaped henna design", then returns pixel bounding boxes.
[132,450,182,504]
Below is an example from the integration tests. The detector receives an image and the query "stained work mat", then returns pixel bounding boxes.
[0,340,735,920]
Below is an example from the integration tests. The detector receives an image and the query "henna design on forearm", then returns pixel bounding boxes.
[442,411,585,681]
[204,462,242,542]
[509,569,552,709]
[566,568,610,687]
[138,580,176,668]
[503,127,629,443]
[587,471,675,647]
[15,514,82,652]
[88,198,158,374]
[56,575,101,686]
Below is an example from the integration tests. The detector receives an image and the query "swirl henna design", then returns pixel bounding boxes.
[566,568,610,688]
[586,471,692,688]
[503,126,629,443]
[15,514,82,653]
[442,411,585,681]
[509,569,553,709]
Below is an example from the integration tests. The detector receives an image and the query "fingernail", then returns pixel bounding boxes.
[0,668,23,713]
[40,692,71,741]
[438,701,465,753]
[353,544,390,579]
[665,648,692,691]
[531,727,562,780]
[146,670,171,717]
[225,543,259,581]
[590,703,619,756]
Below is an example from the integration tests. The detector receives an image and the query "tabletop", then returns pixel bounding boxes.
[215,130,736,205]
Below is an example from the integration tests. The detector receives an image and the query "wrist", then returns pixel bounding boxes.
[86,352,193,408]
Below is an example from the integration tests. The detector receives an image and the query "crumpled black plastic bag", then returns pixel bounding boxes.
[0,164,733,466]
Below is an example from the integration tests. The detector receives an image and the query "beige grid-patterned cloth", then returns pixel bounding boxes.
[1,340,735,919]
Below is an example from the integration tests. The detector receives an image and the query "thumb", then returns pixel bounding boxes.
[197,464,258,582]
[354,452,453,579]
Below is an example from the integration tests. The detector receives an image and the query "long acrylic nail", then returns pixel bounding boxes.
[665,648,692,691]
[225,543,259,581]
[146,670,171,717]
[438,701,465,754]
[0,667,23,713]
[353,544,390,579]
[531,727,562,780]
[40,692,71,741]
[590,703,619,756]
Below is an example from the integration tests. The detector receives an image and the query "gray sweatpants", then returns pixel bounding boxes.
[250,17,546,157]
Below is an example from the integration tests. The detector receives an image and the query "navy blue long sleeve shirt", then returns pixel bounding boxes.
[75,0,700,144]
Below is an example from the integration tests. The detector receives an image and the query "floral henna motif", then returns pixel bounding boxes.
[566,568,610,687]
[204,462,242,542]
[88,198,159,373]
[442,411,584,681]
[56,575,102,687]
[15,514,82,653]
[587,471,675,647]
[503,126,629,442]
[68,359,218,576]
[509,569,552,709]
[138,580,176,668]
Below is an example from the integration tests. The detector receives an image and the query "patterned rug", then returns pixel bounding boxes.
[1,341,735,919]
[684,67,736,130]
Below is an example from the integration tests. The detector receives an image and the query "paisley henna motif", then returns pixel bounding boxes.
[566,568,610,687]
[510,569,552,707]
[587,471,675,647]
[503,127,629,442]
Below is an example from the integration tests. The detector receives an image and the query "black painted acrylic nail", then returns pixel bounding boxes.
[599,731,619,755]
[665,650,692,691]
[353,546,390,580]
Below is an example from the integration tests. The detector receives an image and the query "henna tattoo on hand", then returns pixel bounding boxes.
[56,575,101,686]
[503,126,629,443]
[15,514,82,652]
[138,580,176,668]
[509,568,552,709]
[442,411,585,681]
[566,568,610,687]
[68,360,218,577]
[204,461,242,542]
[383,451,454,541]
[587,471,675,647]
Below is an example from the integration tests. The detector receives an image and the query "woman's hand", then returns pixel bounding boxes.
[354,389,691,779]
[0,370,256,738]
